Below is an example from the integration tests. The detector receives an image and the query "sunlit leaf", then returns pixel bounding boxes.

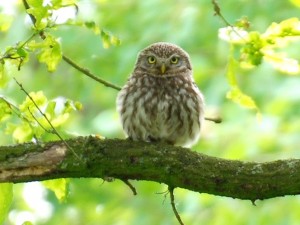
[52,0,77,7]
[0,183,13,224]
[43,178,69,202]
[19,91,47,113]
[45,101,56,116]
[36,35,62,72]
[0,63,8,88]
[27,0,50,30]
[241,31,265,66]
[226,52,260,115]
[0,14,13,32]
[218,26,248,44]
[264,52,300,75]
[51,0,63,7]
[85,21,100,35]
[101,30,121,49]
[51,113,69,127]
[74,101,83,111]
[6,122,33,143]
[0,98,12,122]
[16,47,28,58]
[226,87,257,110]
[226,53,238,86]
[263,17,300,39]
[235,16,251,30]
[63,100,82,113]
[290,0,300,7]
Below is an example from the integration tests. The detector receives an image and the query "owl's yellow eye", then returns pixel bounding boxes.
[170,56,179,64]
[147,56,156,64]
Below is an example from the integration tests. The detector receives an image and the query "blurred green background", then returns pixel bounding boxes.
[1,0,300,224]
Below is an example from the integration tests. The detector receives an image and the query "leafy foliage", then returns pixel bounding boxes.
[219,17,300,112]
[30,35,62,72]
[42,179,69,202]
[3,91,81,143]
[0,183,13,225]
[0,0,300,225]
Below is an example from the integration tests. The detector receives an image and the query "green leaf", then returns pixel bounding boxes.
[74,101,83,111]
[0,62,8,88]
[0,14,13,32]
[19,91,47,114]
[226,52,260,116]
[6,122,33,143]
[226,53,238,86]
[63,100,82,113]
[51,0,63,7]
[51,113,69,127]
[101,30,121,49]
[264,17,300,38]
[43,179,69,202]
[264,54,300,75]
[0,98,12,122]
[27,0,50,30]
[85,21,100,35]
[16,47,28,58]
[226,87,258,110]
[241,31,264,66]
[290,0,300,7]
[36,35,62,72]
[0,183,13,224]
[52,0,77,9]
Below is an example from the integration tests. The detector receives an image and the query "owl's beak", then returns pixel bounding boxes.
[160,63,166,74]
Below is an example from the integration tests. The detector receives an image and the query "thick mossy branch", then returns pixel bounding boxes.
[0,136,300,201]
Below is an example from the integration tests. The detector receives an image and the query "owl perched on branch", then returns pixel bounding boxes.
[117,42,204,147]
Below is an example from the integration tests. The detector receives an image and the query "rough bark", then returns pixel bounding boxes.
[0,136,299,202]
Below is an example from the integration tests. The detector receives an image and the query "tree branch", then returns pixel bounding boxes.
[1,136,300,202]
[62,55,122,91]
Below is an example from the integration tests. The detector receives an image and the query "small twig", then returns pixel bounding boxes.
[156,189,170,205]
[22,0,36,25]
[22,0,46,39]
[62,55,122,91]
[121,179,137,195]
[168,186,185,225]
[27,107,50,133]
[13,77,82,161]
[211,0,246,41]
[204,117,222,123]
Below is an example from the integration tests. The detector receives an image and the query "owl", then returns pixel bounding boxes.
[116,42,204,147]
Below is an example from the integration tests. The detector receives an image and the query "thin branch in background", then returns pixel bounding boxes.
[211,0,246,41]
[27,107,50,133]
[204,116,222,123]
[22,0,46,39]
[121,179,137,195]
[62,55,122,91]
[156,188,170,205]
[168,186,185,225]
[13,77,82,161]
[22,0,36,24]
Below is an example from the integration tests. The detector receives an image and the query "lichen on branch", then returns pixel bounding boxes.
[0,136,300,202]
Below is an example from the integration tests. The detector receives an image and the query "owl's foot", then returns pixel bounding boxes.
[148,136,175,145]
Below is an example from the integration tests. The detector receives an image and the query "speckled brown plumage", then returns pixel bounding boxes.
[117,42,204,147]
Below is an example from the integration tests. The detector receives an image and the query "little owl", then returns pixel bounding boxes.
[117,42,204,147]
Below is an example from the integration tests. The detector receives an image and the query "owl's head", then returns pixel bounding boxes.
[134,42,192,77]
